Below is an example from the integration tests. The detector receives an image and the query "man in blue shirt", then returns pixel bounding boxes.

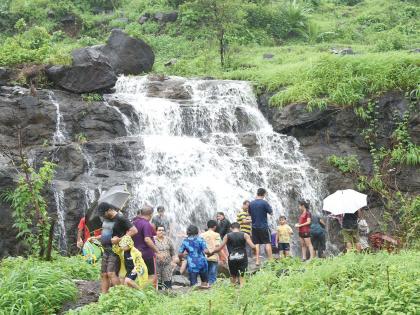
[249,188,273,265]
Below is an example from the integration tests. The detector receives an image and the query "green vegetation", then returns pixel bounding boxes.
[69,251,420,315]
[0,0,418,108]
[0,256,98,315]
[3,159,56,259]
[328,91,420,246]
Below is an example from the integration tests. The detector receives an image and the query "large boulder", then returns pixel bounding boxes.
[46,48,117,93]
[97,29,155,75]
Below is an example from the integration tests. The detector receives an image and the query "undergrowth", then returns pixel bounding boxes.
[0,255,99,315]
[70,251,420,315]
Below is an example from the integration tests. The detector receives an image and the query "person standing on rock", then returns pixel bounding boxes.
[237,200,253,258]
[211,222,256,287]
[295,201,315,261]
[152,206,170,234]
[155,225,177,289]
[310,212,326,258]
[342,209,362,252]
[178,225,210,288]
[96,202,138,293]
[132,206,162,288]
[216,212,231,239]
[201,220,225,285]
[249,188,273,266]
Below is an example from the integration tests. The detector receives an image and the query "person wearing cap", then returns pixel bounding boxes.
[95,202,138,293]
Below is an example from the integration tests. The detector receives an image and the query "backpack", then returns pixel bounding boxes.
[310,215,325,237]
[82,239,103,264]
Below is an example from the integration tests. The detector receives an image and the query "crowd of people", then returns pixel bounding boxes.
[76,187,366,293]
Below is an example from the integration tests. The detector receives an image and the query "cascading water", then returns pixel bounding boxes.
[109,76,324,252]
[53,187,68,254]
[48,91,67,145]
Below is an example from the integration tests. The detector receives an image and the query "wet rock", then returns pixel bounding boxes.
[331,47,355,55]
[138,13,150,24]
[0,67,18,86]
[146,77,191,99]
[97,29,155,75]
[172,275,190,287]
[263,53,274,59]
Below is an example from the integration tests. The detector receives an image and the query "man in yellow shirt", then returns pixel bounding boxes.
[275,216,293,258]
[201,220,225,285]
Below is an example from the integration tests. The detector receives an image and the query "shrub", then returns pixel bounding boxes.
[0,256,99,315]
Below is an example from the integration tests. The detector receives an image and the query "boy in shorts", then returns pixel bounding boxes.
[275,216,293,258]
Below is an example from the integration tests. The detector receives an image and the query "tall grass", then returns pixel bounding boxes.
[70,251,420,315]
[0,256,99,315]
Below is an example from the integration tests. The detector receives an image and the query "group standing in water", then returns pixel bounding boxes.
[77,187,363,292]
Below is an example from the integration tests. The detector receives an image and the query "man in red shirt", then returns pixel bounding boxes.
[77,216,101,249]
[295,201,315,261]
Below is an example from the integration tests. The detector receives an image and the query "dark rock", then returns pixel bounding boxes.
[0,67,16,86]
[331,47,355,55]
[60,14,81,37]
[46,48,117,93]
[410,48,420,53]
[97,29,154,75]
[172,275,189,287]
[138,13,150,24]
[263,53,274,59]
[153,11,178,23]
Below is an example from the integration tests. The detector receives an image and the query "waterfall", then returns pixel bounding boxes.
[111,76,324,252]
[53,186,67,254]
[48,91,67,145]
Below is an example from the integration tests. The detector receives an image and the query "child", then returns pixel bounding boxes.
[178,225,210,288]
[113,235,148,289]
[275,216,293,258]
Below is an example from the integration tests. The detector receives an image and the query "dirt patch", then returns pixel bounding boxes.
[60,280,101,314]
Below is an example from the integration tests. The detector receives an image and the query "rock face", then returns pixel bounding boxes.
[258,91,420,238]
[47,30,154,93]
[0,85,142,257]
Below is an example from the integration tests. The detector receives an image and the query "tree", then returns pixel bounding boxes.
[2,127,56,260]
[180,0,244,67]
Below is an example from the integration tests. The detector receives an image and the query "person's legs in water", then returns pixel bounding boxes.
[304,237,315,260]
[207,261,218,285]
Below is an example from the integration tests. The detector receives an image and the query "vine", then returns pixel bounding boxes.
[329,89,420,247]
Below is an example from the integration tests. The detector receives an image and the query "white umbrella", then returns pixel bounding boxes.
[322,189,367,215]
[98,184,131,210]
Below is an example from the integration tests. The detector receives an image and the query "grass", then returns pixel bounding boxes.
[0,255,99,315]
[0,0,419,109]
[69,251,420,315]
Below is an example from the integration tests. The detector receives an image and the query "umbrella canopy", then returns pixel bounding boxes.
[98,184,131,209]
[85,185,131,231]
[323,189,367,215]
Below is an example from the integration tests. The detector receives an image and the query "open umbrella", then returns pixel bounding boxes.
[85,185,131,231]
[322,189,367,215]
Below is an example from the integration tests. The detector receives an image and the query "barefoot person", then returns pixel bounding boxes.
[295,201,315,261]
[249,188,273,265]
[155,225,177,289]
[211,222,256,287]
[178,225,210,287]
[275,216,293,258]
[96,202,138,293]
[201,220,224,286]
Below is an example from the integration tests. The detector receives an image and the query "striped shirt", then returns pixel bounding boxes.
[236,211,251,235]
